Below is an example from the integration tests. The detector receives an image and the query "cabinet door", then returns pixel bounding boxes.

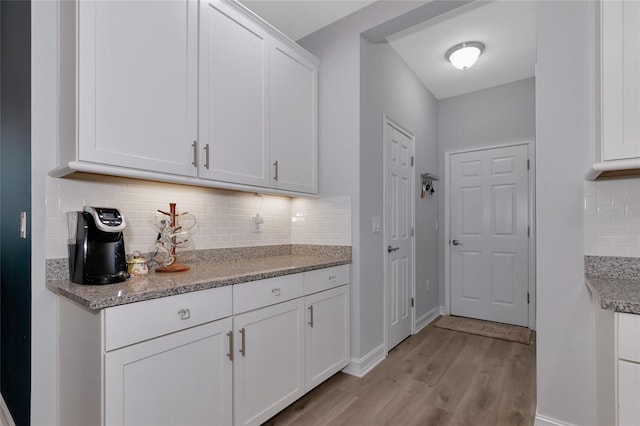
[305,285,350,391]
[618,360,640,426]
[270,41,318,193]
[105,318,233,426]
[601,1,640,160]
[199,0,270,187]
[77,0,198,176]
[233,298,305,426]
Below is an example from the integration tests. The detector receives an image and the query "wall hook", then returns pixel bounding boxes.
[420,173,439,198]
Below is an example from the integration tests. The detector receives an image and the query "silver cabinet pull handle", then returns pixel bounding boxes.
[308,305,314,327]
[204,143,210,169]
[226,331,233,361]
[239,327,246,357]
[273,160,279,181]
[178,308,191,320]
[191,141,197,167]
[387,245,399,253]
[452,239,463,246]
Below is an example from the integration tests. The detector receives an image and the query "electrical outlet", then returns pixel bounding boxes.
[254,213,264,232]
[426,280,430,292]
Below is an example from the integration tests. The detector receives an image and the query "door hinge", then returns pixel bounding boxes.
[527,293,530,304]
[527,159,530,170]
[411,298,414,308]
[411,156,414,167]
[410,227,415,237]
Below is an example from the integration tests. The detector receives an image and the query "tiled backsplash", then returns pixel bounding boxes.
[585,178,640,257]
[46,174,351,259]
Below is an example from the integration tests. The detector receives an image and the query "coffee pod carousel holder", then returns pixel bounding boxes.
[148,203,196,273]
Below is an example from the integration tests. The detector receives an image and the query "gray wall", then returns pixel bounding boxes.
[437,77,536,307]
[300,1,431,364]
[360,39,440,331]
[536,2,594,425]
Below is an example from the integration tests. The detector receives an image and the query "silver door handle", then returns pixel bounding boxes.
[239,328,246,357]
[452,239,463,246]
[226,331,233,361]
[387,245,399,253]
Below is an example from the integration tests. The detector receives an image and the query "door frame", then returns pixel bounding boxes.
[444,139,536,329]
[382,114,416,354]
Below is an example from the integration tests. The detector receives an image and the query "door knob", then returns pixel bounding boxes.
[452,239,463,246]
[387,245,400,253]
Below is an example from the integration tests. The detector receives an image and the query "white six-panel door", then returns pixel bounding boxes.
[450,144,529,327]
[384,119,414,350]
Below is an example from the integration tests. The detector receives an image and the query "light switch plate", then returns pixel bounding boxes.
[20,211,27,238]
[372,217,381,233]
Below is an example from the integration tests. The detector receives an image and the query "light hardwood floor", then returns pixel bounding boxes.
[266,320,536,426]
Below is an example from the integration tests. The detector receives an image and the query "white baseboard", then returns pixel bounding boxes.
[535,413,578,426]
[415,306,442,333]
[0,393,16,426]
[342,344,385,378]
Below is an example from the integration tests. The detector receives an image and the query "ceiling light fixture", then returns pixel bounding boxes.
[445,41,485,70]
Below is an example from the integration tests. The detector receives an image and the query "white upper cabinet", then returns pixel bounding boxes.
[270,41,318,193]
[601,0,640,160]
[56,0,319,196]
[591,0,640,177]
[199,0,271,187]
[77,0,198,176]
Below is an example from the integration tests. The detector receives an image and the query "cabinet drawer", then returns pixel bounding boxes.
[618,312,640,362]
[304,265,350,295]
[105,286,232,351]
[233,274,303,314]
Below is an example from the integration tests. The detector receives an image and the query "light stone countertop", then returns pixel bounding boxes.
[585,276,640,315]
[47,253,351,310]
[585,255,640,315]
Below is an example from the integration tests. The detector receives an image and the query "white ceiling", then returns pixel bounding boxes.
[239,0,536,100]
[239,0,376,41]
[386,1,536,100]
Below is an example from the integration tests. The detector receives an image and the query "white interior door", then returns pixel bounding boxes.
[384,119,414,351]
[450,144,529,327]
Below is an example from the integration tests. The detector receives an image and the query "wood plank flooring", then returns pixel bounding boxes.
[265,320,536,426]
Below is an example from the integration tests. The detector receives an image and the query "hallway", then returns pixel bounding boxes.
[267,320,536,426]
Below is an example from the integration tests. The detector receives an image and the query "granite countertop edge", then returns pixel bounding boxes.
[584,255,640,315]
[585,275,640,315]
[47,256,351,310]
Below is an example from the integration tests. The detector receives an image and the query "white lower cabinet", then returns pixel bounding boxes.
[233,298,305,426]
[57,266,350,426]
[592,291,640,426]
[105,318,233,426]
[305,285,349,391]
[618,360,640,426]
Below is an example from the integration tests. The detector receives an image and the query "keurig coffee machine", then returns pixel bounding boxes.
[68,206,127,285]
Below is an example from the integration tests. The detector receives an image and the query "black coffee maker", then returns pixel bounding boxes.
[68,206,128,285]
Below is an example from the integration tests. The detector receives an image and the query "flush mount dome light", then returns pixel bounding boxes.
[445,41,485,70]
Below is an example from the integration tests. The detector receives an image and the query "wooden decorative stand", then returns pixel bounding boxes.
[155,202,190,273]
